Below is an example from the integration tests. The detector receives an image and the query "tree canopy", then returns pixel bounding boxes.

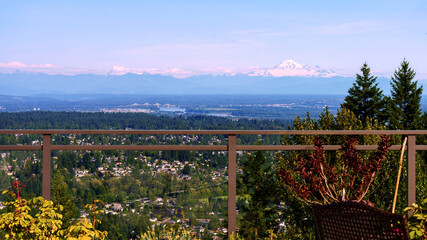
[388,59,423,129]
[343,62,388,124]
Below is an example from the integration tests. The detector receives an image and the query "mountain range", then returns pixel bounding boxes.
[0,60,419,95]
[0,72,395,96]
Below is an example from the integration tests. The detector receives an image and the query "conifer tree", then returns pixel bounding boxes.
[239,150,279,239]
[343,62,387,123]
[388,59,423,129]
[51,170,79,229]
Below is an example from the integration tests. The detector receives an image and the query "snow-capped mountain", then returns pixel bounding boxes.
[249,60,337,78]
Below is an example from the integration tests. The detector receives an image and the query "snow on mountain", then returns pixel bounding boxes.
[249,60,338,78]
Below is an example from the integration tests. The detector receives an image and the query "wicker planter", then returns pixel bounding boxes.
[312,201,410,240]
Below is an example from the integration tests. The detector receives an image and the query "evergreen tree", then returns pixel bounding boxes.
[208,215,220,230]
[343,62,387,123]
[388,59,423,129]
[51,170,79,229]
[0,170,12,197]
[239,150,279,239]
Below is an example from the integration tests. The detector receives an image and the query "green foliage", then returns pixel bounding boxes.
[228,230,286,240]
[228,232,244,240]
[97,212,149,239]
[139,225,199,240]
[51,170,79,229]
[208,215,220,230]
[182,164,192,175]
[0,182,107,240]
[0,193,63,240]
[343,62,388,124]
[63,217,107,240]
[238,150,280,239]
[0,170,12,199]
[404,198,427,240]
[388,59,423,130]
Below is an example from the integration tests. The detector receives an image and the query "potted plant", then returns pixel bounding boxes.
[278,135,391,205]
[277,136,413,239]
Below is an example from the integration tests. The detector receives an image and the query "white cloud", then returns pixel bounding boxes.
[0,61,60,74]
[111,65,132,74]
[0,61,28,68]
[0,61,58,69]
[109,65,196,78]
[109,65,246,78]
[199,67,237,75]
[0,61,107,75]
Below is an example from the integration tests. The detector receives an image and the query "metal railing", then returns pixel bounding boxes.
[0,129,426,234]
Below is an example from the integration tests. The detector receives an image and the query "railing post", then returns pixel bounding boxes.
[227,134,237,235]
[407,135,416,208]
[42,134,51,200]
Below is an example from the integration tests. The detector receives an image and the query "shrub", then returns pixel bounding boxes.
[139,225,199,240]
[278,135,391,205]
[0,181,107,240]
[405,198,427,239]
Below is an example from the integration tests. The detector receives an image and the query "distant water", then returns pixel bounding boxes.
[207,113,232,117]
[159,107,186,112]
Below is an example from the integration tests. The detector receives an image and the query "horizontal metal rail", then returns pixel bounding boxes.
[0,129,427,135]
[0,129,426,235]
[1,144,426,151]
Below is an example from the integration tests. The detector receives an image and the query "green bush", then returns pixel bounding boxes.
[139,225,199,240]
[0,181,107,240]
[405,198,427,239]
[228,230,286,240]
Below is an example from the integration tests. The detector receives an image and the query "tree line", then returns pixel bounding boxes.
[342,60,425,129]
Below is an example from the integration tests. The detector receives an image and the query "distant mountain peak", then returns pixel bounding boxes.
[277,59,304,69]
[249,59,338,78]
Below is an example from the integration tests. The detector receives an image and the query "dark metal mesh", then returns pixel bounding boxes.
[312,201,410,240]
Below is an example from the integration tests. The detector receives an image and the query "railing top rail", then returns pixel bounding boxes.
[0,129,426,135]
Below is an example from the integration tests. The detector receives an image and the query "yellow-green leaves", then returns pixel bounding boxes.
[404,198,427,239]
[139,225,199,240]
[0,190,108,240]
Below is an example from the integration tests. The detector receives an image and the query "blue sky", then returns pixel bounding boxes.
[0,0,426,78]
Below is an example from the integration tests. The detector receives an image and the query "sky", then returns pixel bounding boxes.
[0,0,426,78]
